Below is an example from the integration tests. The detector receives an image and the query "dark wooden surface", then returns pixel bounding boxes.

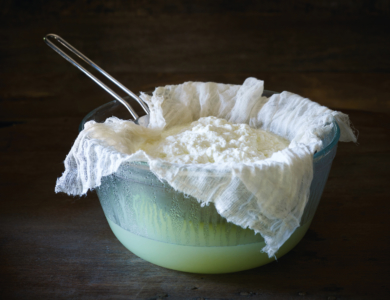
[1,1,389,299]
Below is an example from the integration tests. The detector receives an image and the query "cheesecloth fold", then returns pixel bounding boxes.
[55,77,356,257]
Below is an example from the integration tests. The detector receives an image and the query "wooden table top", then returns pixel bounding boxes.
[1,2,389,299]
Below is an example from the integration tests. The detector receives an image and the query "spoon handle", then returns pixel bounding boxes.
[44,34,149,120]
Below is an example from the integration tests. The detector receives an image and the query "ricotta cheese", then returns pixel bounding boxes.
[140,116,289,164]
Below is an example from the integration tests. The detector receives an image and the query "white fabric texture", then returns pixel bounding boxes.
[55,78,356,257]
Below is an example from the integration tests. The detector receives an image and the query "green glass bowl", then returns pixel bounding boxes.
[80,91,340,273]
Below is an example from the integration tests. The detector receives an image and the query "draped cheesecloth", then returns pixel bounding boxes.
[55,78,356,257]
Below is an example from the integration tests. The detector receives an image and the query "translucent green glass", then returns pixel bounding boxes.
[81,92,340,273]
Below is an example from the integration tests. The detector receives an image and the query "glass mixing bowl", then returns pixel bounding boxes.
[80,91,340,274]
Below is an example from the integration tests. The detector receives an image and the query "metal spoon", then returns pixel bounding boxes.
[44,34,150,126]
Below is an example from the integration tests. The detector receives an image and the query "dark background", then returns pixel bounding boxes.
[1,1,389,299]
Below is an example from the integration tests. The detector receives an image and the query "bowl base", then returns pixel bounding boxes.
[106,218,312,274]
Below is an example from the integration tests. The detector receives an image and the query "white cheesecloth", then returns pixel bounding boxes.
[55,77,357,257]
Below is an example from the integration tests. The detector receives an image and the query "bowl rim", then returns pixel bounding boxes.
[79,92,341,161]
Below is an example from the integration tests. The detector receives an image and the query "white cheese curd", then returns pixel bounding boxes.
[140,116,289,164]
